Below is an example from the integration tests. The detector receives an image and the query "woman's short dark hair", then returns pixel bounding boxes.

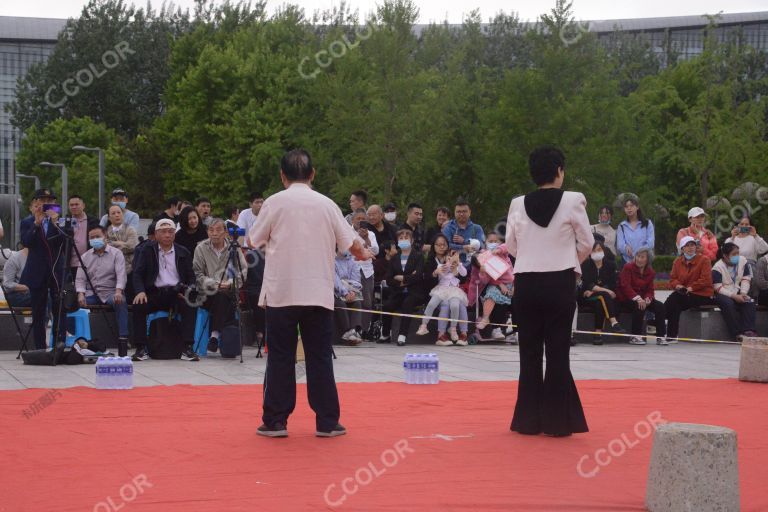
[599,205,613,216]
[528,145,565,186]
[281,149,314,181]
[396,228,413,240]
[717,241,739,261]
[381,240,396,253]
[436,206,450,215]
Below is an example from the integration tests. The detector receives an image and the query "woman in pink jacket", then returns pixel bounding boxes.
[676,207,718,261]
[471,233,515,330]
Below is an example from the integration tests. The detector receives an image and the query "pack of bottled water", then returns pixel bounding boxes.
[403,353,439,384]
[95,356,134,390]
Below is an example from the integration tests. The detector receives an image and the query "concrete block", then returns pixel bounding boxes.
[739,337,768,383]
[646,422,739,512]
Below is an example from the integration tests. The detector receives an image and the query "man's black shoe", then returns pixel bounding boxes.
[207,336,219,353]
[256,422,288,438]
[181,348,200,361]
[316,423,347,438]
[132,348,149,361]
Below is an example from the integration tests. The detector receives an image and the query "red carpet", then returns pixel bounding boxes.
[1,379,766,511]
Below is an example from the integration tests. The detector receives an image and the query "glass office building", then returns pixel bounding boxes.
[0,17,65,195]
[591,11,768,63]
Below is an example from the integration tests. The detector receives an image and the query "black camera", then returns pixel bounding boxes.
[174,282,200,303]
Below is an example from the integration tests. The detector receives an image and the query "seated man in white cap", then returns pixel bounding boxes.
[130,218,199,361]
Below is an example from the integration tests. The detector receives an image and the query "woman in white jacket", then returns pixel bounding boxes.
[712,242,757,340]
[506,146,593,437]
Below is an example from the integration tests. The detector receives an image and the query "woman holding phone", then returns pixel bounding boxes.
[725,215,768,266]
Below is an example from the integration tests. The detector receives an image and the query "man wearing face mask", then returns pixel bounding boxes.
[99,188,140,230]
[664,236,715,342]
[383,203,398,225]
[76,225,129,353]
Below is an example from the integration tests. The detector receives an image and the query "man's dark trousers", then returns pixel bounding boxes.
[263,306,339,431]
[29,276,60,350]
[131,287,196,348]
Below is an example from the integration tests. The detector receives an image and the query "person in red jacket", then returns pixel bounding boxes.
[617,247,667,345]
[664,235,715,342]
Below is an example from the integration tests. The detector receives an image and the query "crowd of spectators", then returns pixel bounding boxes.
[4,179,768,357]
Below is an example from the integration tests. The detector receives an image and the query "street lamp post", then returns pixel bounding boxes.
[72,145,105,218]
[39,162,68,207]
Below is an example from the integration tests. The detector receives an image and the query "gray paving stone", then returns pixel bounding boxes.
[0,340,743,390]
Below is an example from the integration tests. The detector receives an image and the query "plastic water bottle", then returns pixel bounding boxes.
[428,353,440,384]
[416,354,425,384]
[404,354,412,384]
[95,357,106,389]
[123,357,134,389]
[109,358,116,389]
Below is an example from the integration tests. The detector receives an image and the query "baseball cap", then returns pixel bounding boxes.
[111,188,128,197]
[32,188,57,200]
[678,235,696,250]
[383,203,397,212]
[687,207,706,218]
[155,219,176,231]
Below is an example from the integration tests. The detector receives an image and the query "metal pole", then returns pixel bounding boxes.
[62,165,68,207]
[98,149,105,218]
[11,133,18,248]
[14,175,20,248]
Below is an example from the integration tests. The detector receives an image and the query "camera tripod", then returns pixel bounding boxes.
[48,219,116,365]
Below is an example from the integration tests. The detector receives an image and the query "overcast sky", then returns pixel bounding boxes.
[1,0,766,24]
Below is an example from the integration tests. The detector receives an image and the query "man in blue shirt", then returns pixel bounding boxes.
[442,200,485,265]
[99,188,140,230]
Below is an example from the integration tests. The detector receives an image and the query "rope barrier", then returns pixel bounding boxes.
[336,306,744,345]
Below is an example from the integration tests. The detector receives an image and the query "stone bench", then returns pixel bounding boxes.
[679,305,768,342]
[646,422,739,512]
[739,336,768,382]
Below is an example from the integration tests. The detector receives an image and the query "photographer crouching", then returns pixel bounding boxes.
[192,218,247,352]
[131,219,199,361]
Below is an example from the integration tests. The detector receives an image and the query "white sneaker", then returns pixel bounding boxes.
[656,337,669,346]
[415,324,429,336]
[455,337,469,346]
[491,328,505,340]
[629,336,647,345]
[396,335,407,346]
[505,332,518,344]
[448,327,459,341]
[666,337,678,344]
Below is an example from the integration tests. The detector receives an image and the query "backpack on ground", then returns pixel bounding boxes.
[219,325,241,358]
[147,314,184,359]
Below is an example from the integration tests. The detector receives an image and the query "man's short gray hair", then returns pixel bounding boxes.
[207,218,225,229]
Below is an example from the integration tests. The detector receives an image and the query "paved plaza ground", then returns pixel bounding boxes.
[0,340,740,390]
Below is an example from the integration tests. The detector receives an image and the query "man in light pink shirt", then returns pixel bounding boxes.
[249,149,372,439]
